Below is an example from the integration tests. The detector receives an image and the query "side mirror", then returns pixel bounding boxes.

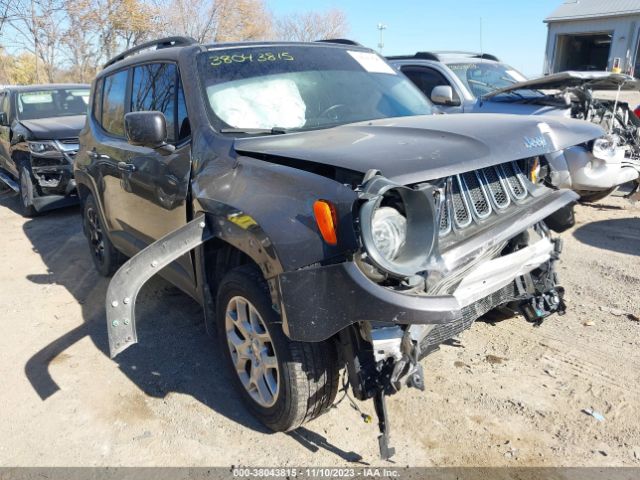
[430,85,459,106]
[0,112,8,126]
[124,111,175,155]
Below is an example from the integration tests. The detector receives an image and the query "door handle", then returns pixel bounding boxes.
[88,149,110,160]
[117,161,136,173]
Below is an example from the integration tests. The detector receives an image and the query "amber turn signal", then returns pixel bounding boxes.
[313,200,338,246]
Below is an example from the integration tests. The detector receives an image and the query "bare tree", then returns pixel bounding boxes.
[158,0,270,43]
[275,8,348,42]
[157,0,222,43]
[62,0,101,82]
[215,0,272,42]
[6,0,66,82]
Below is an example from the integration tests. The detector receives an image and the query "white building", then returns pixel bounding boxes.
[544,0,640,76]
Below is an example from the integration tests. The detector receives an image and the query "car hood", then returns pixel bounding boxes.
[485,71,640,99]
[19,115,86,140]
[234,114,604,185]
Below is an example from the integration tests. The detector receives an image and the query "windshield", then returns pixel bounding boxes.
[16,88,90,120]
[446,62,541,99]
[197,46,432,133]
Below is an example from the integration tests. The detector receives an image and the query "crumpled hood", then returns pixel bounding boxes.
[234,114,604,184]
[485,71,640,99]
[19,115,86,140]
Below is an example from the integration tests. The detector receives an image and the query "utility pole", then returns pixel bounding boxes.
[377,23,387,53]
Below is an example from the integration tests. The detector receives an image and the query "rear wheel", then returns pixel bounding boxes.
[216,265,339,432]
[18,166,38,217]
[83,194,122,276]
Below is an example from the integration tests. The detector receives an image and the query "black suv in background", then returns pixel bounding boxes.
[76,37,602,458]
[0,84,90,216]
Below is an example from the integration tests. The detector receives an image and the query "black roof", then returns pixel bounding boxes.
[100,37,371,76]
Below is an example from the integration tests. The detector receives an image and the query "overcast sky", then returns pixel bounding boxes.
[270,0,563,76]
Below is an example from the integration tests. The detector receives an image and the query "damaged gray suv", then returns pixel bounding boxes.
[75,38,604,459]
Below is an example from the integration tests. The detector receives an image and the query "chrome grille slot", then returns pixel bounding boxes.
[451,176,472,228]
[437,160,531,237]
[500,161,528,200]
[460,171,491,219]
[481,166,510,209]
[438,191,451,236]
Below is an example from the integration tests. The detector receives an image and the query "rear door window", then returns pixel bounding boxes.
[131,63,178,143]
[101,70,128,136]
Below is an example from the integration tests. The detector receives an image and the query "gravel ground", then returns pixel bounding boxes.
[0,186,639,467]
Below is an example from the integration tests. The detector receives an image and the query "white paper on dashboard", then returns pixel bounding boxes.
[348,51,396,75]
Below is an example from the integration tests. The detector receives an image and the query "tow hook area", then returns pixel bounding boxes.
[516,237,566,325]
[339,324,426,460]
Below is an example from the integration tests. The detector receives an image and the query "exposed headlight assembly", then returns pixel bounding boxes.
[28,140,61,157]
[591,135,619,161]
[359,172,437,278]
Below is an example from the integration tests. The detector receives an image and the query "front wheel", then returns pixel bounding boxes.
[579,187,617,203]
[216,265,339,432]
[18,166,38,217]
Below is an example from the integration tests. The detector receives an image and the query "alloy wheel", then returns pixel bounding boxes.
[86,207,105,264]
[225,296,279,408]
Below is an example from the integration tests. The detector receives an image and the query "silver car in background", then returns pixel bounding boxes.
[389,52,640,201]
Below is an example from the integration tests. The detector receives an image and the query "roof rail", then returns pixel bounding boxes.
[386,52,441,62]
[431,50,501,62]
[315,38,363,47]
[104,36,198,68]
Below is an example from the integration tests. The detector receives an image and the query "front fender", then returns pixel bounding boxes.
[193,155,360,272]
[107,216,212,357]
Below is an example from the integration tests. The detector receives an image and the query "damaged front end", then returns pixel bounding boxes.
[278,158,575,459]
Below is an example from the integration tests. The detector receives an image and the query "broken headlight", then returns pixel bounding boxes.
[28,140,61,157]
[359,173,437,278]
[591,135,619,161]
[371,207,407,261]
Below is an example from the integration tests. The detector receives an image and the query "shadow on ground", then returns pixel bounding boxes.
[1,193,364,461]
[573,217,640,257]
[0,192,268,431]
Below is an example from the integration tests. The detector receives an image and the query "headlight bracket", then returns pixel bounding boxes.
[358,171,439,279]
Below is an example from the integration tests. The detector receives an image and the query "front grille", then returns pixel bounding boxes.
[59,138,79,145]
[420,282,517,350]
[438,160,531,237]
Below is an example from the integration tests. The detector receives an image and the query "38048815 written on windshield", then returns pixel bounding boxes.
[209,52,294,67]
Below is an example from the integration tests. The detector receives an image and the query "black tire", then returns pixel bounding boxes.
[216,264,339,432]
[579,187,617,203]
[544,203,575,233]
[83,194,122,276]
[18,165,38,217]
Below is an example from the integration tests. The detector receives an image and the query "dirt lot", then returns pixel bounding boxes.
[1,187,639,467]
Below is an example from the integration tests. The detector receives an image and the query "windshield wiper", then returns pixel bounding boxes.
[220,127,289,135]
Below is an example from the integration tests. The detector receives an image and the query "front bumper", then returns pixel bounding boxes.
[279,237,552,342]
[32,164,76,196]
[279,189,577,343]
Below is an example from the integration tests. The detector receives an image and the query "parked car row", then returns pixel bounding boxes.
[0,37,634,460]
